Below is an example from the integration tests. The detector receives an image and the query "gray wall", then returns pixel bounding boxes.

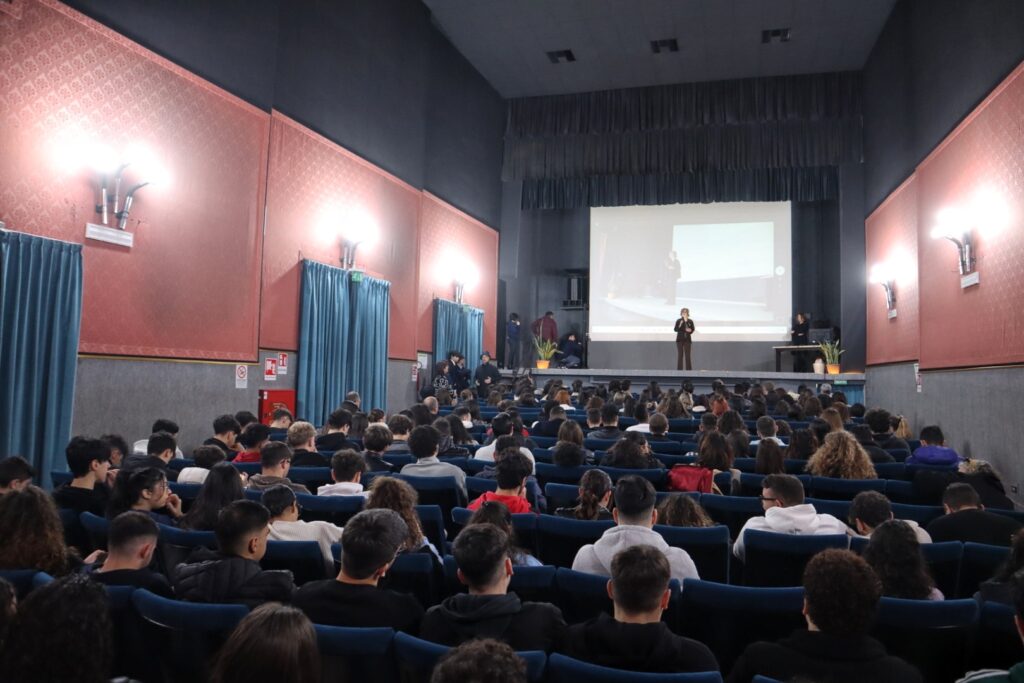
[866,363,1024,502]
[386,358,421,416]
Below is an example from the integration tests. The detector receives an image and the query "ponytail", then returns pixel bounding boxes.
[575,470,612,521]
[107,467,165,519]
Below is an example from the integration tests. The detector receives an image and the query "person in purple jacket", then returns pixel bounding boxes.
[907,425,962,466]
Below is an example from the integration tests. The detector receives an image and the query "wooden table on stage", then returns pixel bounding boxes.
[773,345,820,372]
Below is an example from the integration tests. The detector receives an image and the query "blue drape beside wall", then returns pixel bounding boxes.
[297,260,390,426]
[434,299,484,369]
[0,231,83,486]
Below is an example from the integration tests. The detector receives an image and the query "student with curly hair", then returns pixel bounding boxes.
[784,429,818,461]
[806,431,877,480]
[366,476,442,561]
[432,639,526,683]
[863,520,942,600]
[0,486,80,576]
[656,495,714,528]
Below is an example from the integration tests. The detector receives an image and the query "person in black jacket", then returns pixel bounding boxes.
[561,545,717,673]
[173,500,294,607]
[420,524,566,651]
[474,352,502,398]
[121,432,178,482]
[926,483,1022,546]
[848,425,895,464]
[728,549,922,683]
[203,414,241,457]
[864,409,910,454]
[52,437,112,516]
[589,404,624,441]
[315,408,361,453]
[90,511,173,597]
[288,421,327,468]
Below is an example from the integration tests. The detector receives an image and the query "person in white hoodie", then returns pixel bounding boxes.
[317,450,369,497]
[848,490,932,544]
[261,484,343,575]
[572,476,700,582]
[733,474,850,561]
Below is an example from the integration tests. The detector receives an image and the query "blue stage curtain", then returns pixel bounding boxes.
[347,273,390,413]
[434,299,484,370]
[0,231,83,487]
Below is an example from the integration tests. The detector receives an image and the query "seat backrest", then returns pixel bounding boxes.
[891,502,944,526]
[297,493,365,526]
[743,530,850,587]
[599,466,667,487]
[382,551,441,608]
[873,597,979,682]
[415,505,447,553]
[654,524,730,584]
[260,540,327,584]
[584,438,621,452]
[973,601,1021,672]
[80,511,111,549]
[808,477,885,500]
[649,440,683,454]
[286,467,333,491]
[536,515,614,567]
[535,463,591,486]
[555,567,681,625]
[50,470,73,487]
[465,476,498,498]
[547,653,722,683]
[920,541,965,599]
[697,495,763,539]
[958,542,1010,598]
[544,482,581,511]
[132,588,248,631]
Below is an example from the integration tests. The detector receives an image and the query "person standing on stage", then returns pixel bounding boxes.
[446,351,470,393]
[532,311,558,342]
[792,312,810,372]
[665,251,681,304]
[674,308,696,371]
[473,352,502,398]
[505,313,521,369]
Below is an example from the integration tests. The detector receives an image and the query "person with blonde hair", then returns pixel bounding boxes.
[893,415,913,440]
[806,431,877,480]
[656,495,715,528]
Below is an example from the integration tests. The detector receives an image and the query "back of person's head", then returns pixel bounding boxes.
[755,415,777,438]
[610,545,671,616]
[234,411,259,430]
[182,463,245,531]
[490,412,514,437]
[586,407,601,425]
[697,431,732,470]
[261,484,297,518]
[99,434,130,462]
[216,500,270,557]
[331,449,366,482]
[431,417,452,438]
[453,523,510,590]
[574,469,612,520]
[286,421,317,448]
[237,423,272,450]
[366,477,422,550]
[803,549,881,637]
[785,428,818,460]
[350,412,369,438]
[648,413,669,435]
[260,441,292,470]
[151,418,180,435]
[423,396,440,413]
[192,445,227,469]
[600,403,620,426]
[327,408,353,430]
[0,485,67,576]
[943,482,981,511]
[408,425,441,459]
[146,431,176,457]
[493,436,519,458]
[656,495,714,528]
[0,456,36,488]
[557,419,584,446]
[363,424,393,452]
[920,425,945,445]
[431,639,526,683]
[552,441,585,468]
[107,510,158,556]
[864,408,892,434]
[613,475,656,525]
[848,423,876,445]
[862,520,936,600]
[725,429,749,460]
[850,403,867,418]
[494,452,532,490]
[271,408,293,424]
[700,413,717,430]
[210,603,319,683]
[339,509,409,579]
[0,574,113,683]
[214,414,242,436]
[468,500,514,536]
[849,490,892,530]
[387,414,413,437]
[762,473,805,506]
[754,440,785,475]
[107,467,167,519]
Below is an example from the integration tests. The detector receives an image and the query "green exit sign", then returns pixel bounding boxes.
[350,271,363,282]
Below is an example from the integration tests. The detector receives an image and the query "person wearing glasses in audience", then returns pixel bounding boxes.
[245,442,309,494]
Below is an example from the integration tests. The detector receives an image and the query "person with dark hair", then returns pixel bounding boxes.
[99,434,130,469]
[908,425,962,466]
[556,469,613,520]
[91,511,173,596]
[728,549,921,682]
[534,404,567,438]
[349,412,370,442]
[174,500,294,606]
[694,412,718,449]
[656,495,715,528]
[232,423,273,464]
[647,413,670,441]
[269,408,294,430]
[573,476,698,581]
[433,638,526,683]
[318,449,368,496]
[926,483,1022,546]
[210,603,318,683]
[288,421,326,467]
[445,351,471,394]
[0,576,14,649]
[263,485,343,573]
[754,440,785,475]
[432,417,470,458]
[121,432,179,481]
[749,415,783,448]
[603,433,663,470]
[246,442,309,494]
[531,311,559,344]
[467,501,542,566]
[960,573,1024,682]
[474,413,537,467]
[107,467,183,525]
[180,462,246,531]
[784,428,818,461]
[849,490,931,544]
[52,437,112,514]
[505,313,523,370]
[421,524,566,651]
[589,404,623,440]
[385,415,413,455]
[400,425,467,501]
[205,414,242,456]
[447,413,478,446]
[474,351,502,398]
[360,423,395,471]
[0,485,80,576]
[864,408,910,453]
[848,424,895,464]
[176,444,228,485]
[975,530,1024,607]
[733,474,848,561]
[366,477,442,562]
[0,574,117,683]
[316,408,360,452]
[475,443,546,512]
[234,411,259,430]
[293,509,423,631]
[863,520,943,600]
[131,418,184,459]
[468,452,534,513]
[562,545,718,672]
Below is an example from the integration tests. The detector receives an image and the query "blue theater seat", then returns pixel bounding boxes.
[547,653,722,683]
[393,632,546,683]
[743,530,849,587]
[873,597,979,682]
[316,624,396,683]
[536,515,614,568]
[260,540,327,584]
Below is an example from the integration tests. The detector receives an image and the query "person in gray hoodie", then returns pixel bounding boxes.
[419,524,566,651]
[572,476,700,582]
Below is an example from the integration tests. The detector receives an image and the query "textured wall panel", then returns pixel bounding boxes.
[260,113,421,359]
[417,193,498,355]
[916,62,1024,369]
[0,0,268,360]
[865,175,920,365]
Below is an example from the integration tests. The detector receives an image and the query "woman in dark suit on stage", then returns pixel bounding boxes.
[674,308,695,370]
[792,312,810,372]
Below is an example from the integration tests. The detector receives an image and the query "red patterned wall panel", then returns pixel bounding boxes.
[916,62,1024,370]
[261,113,421,360]
[417,193,499,356]
[865,175,920,365]
[0,0,268,360]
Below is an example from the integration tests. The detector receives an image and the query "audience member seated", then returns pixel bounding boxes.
[959,570,1024,682]
[585,407,602,431]
[180,462,246,531]
[384,415,413,455]
[400,425,468,501]
[656,494,715,528]
[750,415,784,447]
[468,501,543,566]
[52,437,112,515]
[263,485,344,573]
[573,476,699,581]
[478,439,546,510]
[100,434,130,469]
[535,404,568,437]
[555,469,613,520]
[849,490,931,543]
[754,440,786,475]
[806,431,878,480]
[695,432,740,494]
[475,413,537,467]
[131,418,185,459]
[562,545,718,673]
[89,511,173,597]
[728,549,922,683]
[0,485,82,576]
[176,444,227,485]
[421,524,566,651]
[357,423,394,472]
[246,442,310,494]
[470,452,535,513]
[432,638,526,683]
[268,408,293,430]
[589,404,624,440]
[317,449,368,496]
[210,603,318,683]
[784,428,818,461]
[926,483,1022,546]
[204,414,242,457]
[848,424,895,463]
[555,421,595,463]
[174,500,295,606]
[646,413,671,442]
[282,421,321,467]
[432,417,471,458]
[733,474,849,561]
[907,425,962,466]
[865,408,911,453]
[915,458,1015,510]
[232,423,272,464]
[121,431,179,481]
[625,404,651,434]
[975,530,1024,606]
[367,477,443,562]
[316,408,360,453]
[235,411,259,430]
[108,467,184,525]
[863,520,943,600]
[820,407,845,433]
[603,432,664,470]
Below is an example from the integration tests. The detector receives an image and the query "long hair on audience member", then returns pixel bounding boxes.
[180,462,245,531]
[446,414,476,445]
[696,432,733,471]
[806,431,877,480]
[656,393,688,419]
[210,604,319,683]
[893,415,913,439]
[784,429,818,461]
[575,469,613,520]
[556,419,585,448]
[107,467,168,519]
[862,520,938,600]
[0,486,71,576]
[717,410,746,436]
[656,495,714,528]
[467,501,536,565]
[349,412,369,440]
[367,476,425,551]
[755,440,786,475]
[801,395,822,418]
[820,407,845,433]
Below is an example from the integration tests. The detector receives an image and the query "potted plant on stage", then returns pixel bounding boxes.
[818,340,844,375]
[533,335,559,370]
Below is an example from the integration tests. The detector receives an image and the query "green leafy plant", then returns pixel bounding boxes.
[533,335,559,360]
[818,340,844,365]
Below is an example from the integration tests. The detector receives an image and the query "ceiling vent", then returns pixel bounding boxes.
[650,38,679,54]
[761,28,792,44]
[546,49,576,64]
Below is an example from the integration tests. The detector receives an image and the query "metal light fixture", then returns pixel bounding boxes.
[90,145,165,230]
[930,187,1011,283]
[930,206,975,275]
[336,208,377,270]
[452,262,479,304]
[869,262,898,317]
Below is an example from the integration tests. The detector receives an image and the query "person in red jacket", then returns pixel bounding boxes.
[531,311,558,342]
[468,453,534,514]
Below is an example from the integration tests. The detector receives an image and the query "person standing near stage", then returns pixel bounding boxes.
[532,311,558,343]
[474,352,502,398]
[791,312,810,372]
[674,308,696,371]
[506,313,521,369]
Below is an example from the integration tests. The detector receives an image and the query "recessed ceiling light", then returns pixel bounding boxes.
[650,38,679,54]
[761,28,792,44]
[546,49,576,64]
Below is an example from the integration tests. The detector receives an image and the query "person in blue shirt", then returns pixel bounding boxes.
[907,425,962,466]
[505,313,521,369]
[558,333,584,368]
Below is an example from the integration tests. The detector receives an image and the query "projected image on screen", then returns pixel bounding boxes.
[590,202,792,342]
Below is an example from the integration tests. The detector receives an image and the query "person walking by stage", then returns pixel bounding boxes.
[474,352,502,398]
[506,313,521,369]
[792,312,810,372]
[531,311,558,342]
[674,308,695,371]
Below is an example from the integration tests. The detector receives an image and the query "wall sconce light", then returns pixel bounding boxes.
[452,263,479,304]
[930,187,1011,287]
[337,209,377,270]
[90,145,166,231]
[869,263,897,316]
[930,206,974,276]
